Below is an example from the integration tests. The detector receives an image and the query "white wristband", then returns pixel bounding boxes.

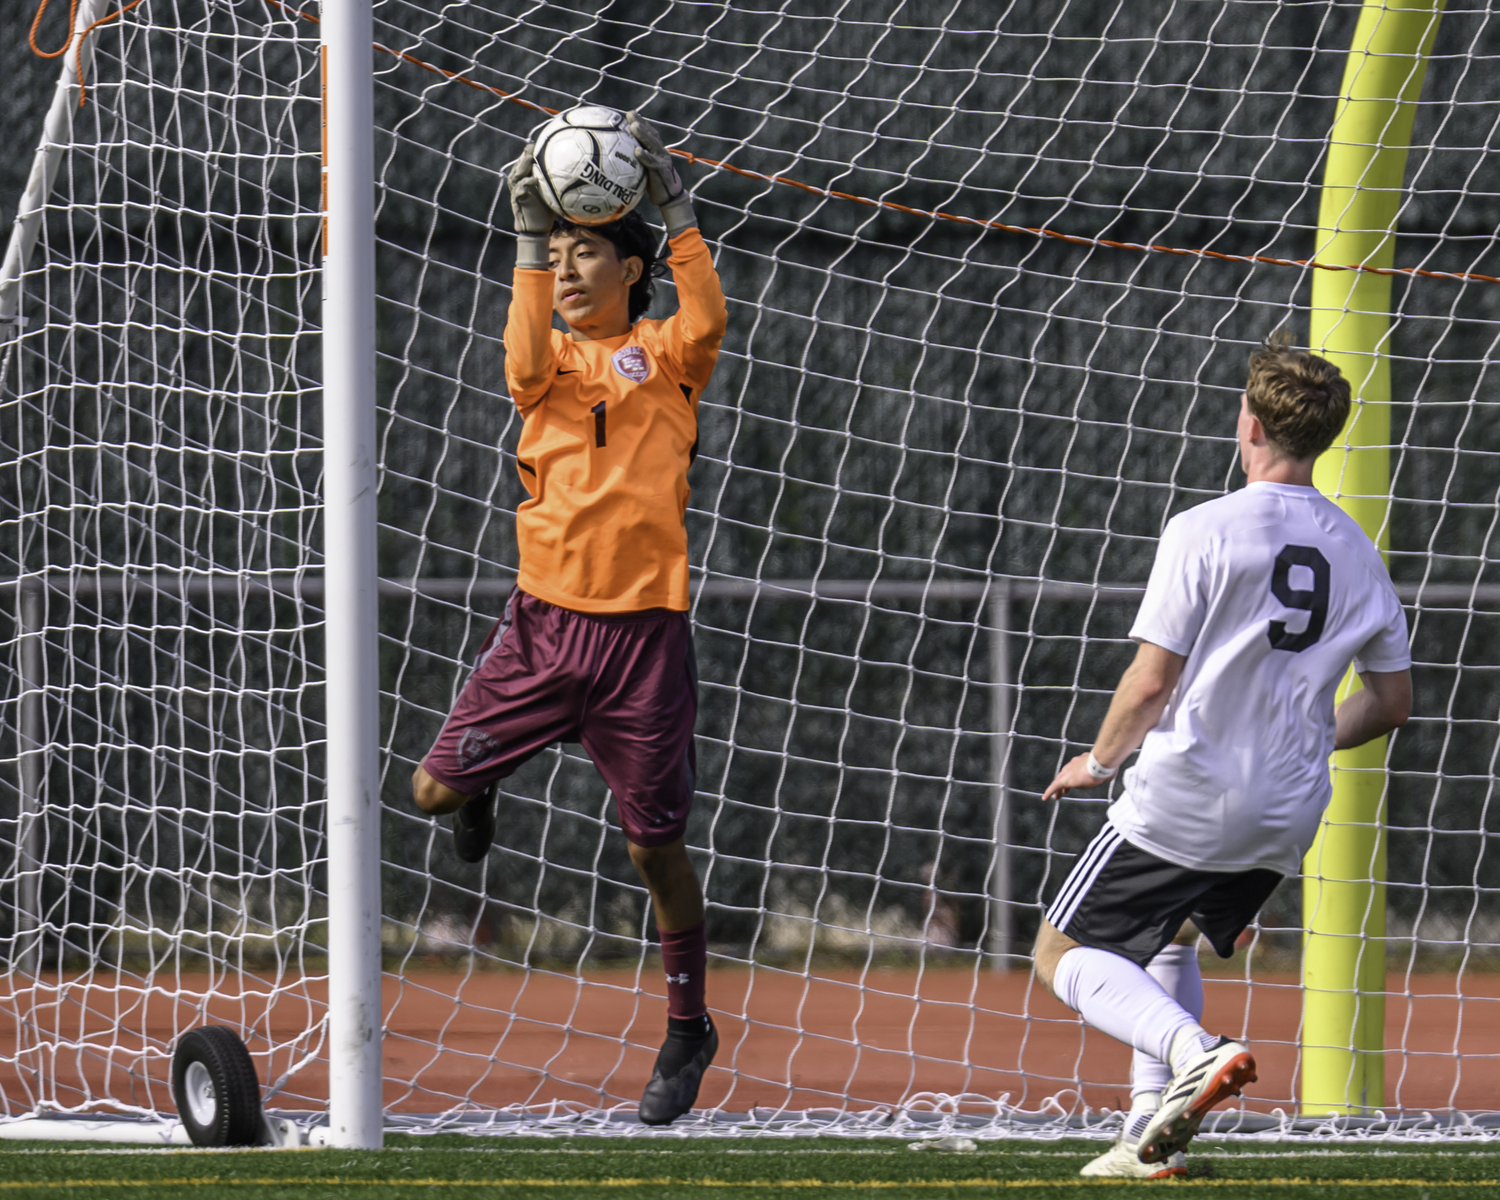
[515,233,551,272]
[1085,751,1115,781]
[660,194,698,238]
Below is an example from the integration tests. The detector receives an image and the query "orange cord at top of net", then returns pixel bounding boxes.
[29,0,79,58]
[30,0,145,107]
[43,0,1500,290]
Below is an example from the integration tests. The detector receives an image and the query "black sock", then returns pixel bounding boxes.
[456,801,485,827]
[459,787,494,816]
[657,1014,713,1077]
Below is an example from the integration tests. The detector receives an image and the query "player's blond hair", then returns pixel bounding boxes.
[1245,332,1351,461]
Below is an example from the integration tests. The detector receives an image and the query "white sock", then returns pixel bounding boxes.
[1130,1090,1161,1114]
[1051,945,1212,1067]
[1168,1023,1220,1069]
[1131,942,1204,1097]
[1122,1090,1160,1144]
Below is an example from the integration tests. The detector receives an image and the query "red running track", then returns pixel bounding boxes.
[2,967,1497,1117]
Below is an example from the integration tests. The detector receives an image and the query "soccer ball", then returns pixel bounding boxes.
[531,106,648,226]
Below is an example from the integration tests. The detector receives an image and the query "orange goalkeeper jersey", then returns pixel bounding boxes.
[503,228,727,613]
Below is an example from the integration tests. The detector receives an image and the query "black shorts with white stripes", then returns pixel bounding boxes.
[1046,823,1283,967]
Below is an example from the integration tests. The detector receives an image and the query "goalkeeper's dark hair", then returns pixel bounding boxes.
[552,210,667,323]
[1245,329,1351,461]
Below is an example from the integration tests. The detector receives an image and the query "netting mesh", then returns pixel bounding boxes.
[4,0,1500,1134]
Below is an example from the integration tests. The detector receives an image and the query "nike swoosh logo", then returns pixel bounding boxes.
[557,369,578,375]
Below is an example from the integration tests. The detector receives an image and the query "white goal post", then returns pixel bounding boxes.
[319,0,384,1152]
[5,0,1500,1144]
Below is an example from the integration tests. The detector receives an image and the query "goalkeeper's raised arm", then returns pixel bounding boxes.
[627,112,726,390]
[501,144,560,403]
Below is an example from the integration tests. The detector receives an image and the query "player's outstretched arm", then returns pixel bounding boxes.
[504,144,558,404]
[626,111,726,380]
[508,144,554,267]
[1042,641,1186,801]
[1333,668,1411,750]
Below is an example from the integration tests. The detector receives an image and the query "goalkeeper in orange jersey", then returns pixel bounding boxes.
[411,114,727,1126]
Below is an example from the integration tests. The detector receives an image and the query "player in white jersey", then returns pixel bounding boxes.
[1036,338,1412,1178]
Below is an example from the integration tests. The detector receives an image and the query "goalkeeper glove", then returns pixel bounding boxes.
[626,112,697,237]
[507,145,553,270]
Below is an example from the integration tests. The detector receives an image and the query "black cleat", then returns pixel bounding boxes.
[638,1014,718,1126]
[451,786,496,863]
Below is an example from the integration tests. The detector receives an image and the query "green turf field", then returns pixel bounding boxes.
[2,1136,1500,1196]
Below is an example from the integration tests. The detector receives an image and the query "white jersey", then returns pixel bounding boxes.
[1108,481,1410,875]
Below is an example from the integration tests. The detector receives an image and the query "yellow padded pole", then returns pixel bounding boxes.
[1303,0,1443,1116]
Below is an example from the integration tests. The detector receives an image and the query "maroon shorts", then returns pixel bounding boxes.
[422,589,697,847]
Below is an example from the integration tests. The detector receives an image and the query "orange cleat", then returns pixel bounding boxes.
[1138,1037,1257,1164]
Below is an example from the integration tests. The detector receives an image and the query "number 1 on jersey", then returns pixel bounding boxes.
[1268,544,1330,652]
[592,401,606,447]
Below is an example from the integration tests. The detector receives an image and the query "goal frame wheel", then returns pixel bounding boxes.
[170,1027,266,1147]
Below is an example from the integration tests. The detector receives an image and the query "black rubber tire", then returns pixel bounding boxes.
[171,1026,265,1147]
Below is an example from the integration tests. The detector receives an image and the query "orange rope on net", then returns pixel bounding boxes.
[29,0,145,107]
[73,0,142,107]
[29,0,80,59]
[271,0,1500,289]
[37,0,1498,289]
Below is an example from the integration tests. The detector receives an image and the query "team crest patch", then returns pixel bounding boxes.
[611,346,650,382]
[457,728,499,770]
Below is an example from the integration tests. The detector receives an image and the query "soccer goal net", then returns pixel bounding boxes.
[2,0,1498,1141]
